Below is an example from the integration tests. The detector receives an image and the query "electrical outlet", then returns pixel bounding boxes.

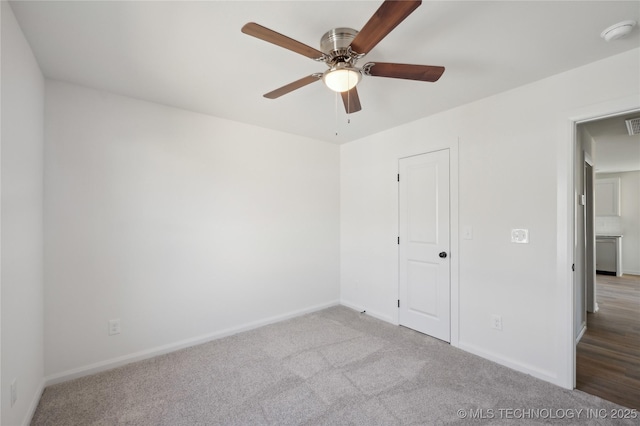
[108,319,121,336]
[491,314,503,331]
[10,379,17,407]
[511,229,529,244]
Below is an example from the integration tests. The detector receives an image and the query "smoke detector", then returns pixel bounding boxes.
[625,117,640,135]
[601,20,636,42]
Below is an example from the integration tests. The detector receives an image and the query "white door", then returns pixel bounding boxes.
[399,150,450,341]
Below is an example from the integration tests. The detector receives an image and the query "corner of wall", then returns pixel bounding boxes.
[1,1,46,424]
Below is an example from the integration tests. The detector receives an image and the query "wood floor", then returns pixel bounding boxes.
[576,273,640,409]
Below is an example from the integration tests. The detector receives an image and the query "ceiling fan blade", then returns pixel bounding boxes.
[364,62,445,82]
[242,22,325,60]
[263,75,322,99]
[341,87,362,114]
[350,0,422,55]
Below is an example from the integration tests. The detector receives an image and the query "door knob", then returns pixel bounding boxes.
[439,251,447,258]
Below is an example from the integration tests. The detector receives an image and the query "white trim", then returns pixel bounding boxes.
[584,152,594,167]
[623,270,640,276]
[575,323,587,344]
[0,0,3,414]
[339,299,395,324]
[21,379,45,426]
[45,300,339,386]
[338,299,366,314]
[458,341,559,386]
[584,157,596,314]
[558,112,575,390]
[561,95,640,390]
[450,140,460,348]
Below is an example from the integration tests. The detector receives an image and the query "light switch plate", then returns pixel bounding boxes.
[511,229,529,244]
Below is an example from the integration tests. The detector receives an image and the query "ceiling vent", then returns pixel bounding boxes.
[625,117,640,135]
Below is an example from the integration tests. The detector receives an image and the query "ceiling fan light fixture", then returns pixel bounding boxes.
[323,66,361,92]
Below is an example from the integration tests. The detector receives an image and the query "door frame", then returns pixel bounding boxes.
[574,149,595,345]
[584,154,596,315]
[560,96,639,389]
[395,143,459,347]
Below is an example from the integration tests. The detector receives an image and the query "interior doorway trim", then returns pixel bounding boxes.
[560,95,640,390]
[583,152,596,317]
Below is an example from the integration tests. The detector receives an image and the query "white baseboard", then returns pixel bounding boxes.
[457,341,561,387]
[22,379,45,426]
[340,299,396,324]
[623,270,640,276]
[576,323,587,344]
[339,304,562,388]
[45,300,340,386]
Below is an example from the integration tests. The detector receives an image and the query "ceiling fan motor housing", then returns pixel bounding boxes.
[320,28,360,65]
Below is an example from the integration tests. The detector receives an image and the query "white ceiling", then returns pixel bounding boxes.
[9,0,640,144]
[583,111,640,174]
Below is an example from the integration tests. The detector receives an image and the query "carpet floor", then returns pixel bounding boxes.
[32,306,637,425]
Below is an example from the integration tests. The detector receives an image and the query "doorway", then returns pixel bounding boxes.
[573,110,640,408]
[398,149,451,342]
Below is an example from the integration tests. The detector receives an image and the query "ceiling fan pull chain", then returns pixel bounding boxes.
[346,74,351,124]
[349,76,351,123]
[335,92,339,136]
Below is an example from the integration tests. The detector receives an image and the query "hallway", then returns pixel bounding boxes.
[576,273,640,409]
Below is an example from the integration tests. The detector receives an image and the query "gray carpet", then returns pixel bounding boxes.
[32,306,635,425]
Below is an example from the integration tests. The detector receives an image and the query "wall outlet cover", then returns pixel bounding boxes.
[511,229,529,244]
[491,314,503,331]
[108,319,121,336]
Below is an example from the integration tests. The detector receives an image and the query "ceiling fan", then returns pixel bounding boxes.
[241,0,444,114]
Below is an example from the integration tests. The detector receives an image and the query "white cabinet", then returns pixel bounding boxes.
[595,178,620,216]
[595,236,622,276]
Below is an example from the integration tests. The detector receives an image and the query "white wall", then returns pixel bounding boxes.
[341,49,640,387]
[1,1,45,424]
[596,171,640,275]
[44,81,340,379]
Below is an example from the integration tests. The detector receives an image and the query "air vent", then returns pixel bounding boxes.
[625,117,640,135]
